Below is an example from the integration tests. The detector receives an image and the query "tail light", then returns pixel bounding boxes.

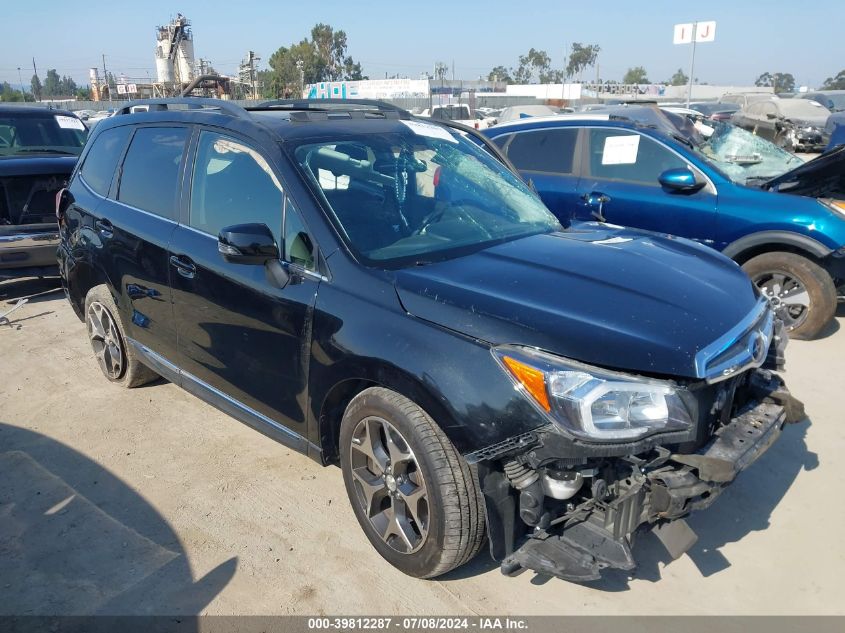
[55,187,69,223]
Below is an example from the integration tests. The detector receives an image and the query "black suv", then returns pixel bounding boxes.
[57,98,803,582]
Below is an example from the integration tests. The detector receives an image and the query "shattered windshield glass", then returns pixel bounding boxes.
[291,121,560,267]
[690,122,804,185]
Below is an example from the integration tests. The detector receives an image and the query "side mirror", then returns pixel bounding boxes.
[766,112,777,120]
[218,223,279,265]
[658,168,705,193]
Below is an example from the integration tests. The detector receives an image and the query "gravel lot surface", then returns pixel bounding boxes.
[1,278,843,615]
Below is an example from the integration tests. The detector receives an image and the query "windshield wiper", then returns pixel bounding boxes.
[669,133,696,149]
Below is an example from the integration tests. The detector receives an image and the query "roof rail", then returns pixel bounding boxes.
[253,98,410,116]
[115,97,247,117]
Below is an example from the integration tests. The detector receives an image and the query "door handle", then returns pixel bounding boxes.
[169,255,197,279]
[580,191,610,222]
[94,218,113,237]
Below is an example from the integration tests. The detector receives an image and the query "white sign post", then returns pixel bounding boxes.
[673,21,716,106]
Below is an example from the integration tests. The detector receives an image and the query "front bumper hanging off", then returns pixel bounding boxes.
[499,372,805,582]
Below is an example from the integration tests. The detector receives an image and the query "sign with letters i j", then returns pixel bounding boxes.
[674,21,716,44]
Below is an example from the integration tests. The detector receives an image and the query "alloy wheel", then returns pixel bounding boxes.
[87,301,125,380]
[348,416,429,554]
[752,270,810,330]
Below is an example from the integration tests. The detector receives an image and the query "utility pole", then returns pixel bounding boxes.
[102,54,111,101]
[685,23,697,107]
[248,51,260,100]
[296,60,304,98]
[17,67,24,96]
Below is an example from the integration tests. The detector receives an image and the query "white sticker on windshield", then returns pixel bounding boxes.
[55,115,85,131]
[401,120,458,144]
[601,134,640,165]
[592,236,633,245]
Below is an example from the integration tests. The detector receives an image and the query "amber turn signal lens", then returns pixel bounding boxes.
[502,356,551,412]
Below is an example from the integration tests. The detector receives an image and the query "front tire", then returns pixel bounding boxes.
[742,252,837,340]
[84,285,159,387]
[340,387,486,578]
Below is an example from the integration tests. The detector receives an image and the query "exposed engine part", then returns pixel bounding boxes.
[541,468,583,500]
[591,478,609,501]
[518,486,546,527]
[503,459,539,490]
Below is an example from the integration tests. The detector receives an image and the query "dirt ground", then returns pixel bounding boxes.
[1,277,843,616]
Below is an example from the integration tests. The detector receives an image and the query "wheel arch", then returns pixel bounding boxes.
[65,257,114,321]
[316,363,466,467]
[723,231,832,265]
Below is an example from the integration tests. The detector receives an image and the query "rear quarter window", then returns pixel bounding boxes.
[79,126,132,196]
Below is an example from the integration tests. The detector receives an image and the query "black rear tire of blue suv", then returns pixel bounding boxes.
[339,387,486,578]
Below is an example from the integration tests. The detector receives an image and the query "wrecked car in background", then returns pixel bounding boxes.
[1,105,87,279]
[731,98,830,152]
[485,110,845,340]
[60,98,804,583]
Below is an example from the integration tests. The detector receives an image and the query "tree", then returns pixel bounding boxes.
[668,68,688,86]
[264,23,366,98]
[43,68,60,96]
[30,74,41,100]
[755,71,795,93]
[821,70,845,90]
[510,48,562,84]
[623,66,649,85]
[487,65,512,83]
[566,43,600,81]
[76,86,91,100]
[1,82,25,102]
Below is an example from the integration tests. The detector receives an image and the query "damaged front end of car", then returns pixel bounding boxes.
[467,301,805,582]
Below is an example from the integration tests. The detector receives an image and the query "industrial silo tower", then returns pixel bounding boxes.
[154,14,196,85]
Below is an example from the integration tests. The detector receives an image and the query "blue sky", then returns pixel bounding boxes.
[2,0,843,89]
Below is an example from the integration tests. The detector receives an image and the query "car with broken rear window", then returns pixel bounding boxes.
[57,98,803,583]
[0,105,87,279]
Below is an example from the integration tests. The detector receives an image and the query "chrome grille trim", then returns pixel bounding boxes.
[694,297,775,384]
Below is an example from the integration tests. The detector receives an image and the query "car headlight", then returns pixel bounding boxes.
[493,346,694,442]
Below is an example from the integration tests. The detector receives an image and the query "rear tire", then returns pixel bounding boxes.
[339,387,486,578]
[84,285,159,387]
[742,252,837,340]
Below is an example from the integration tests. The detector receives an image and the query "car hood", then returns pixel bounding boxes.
[0,155,78,176]
[764,144,845,198]
[394,227,758,379]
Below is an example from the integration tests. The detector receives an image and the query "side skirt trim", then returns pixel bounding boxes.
[127,337,310,454]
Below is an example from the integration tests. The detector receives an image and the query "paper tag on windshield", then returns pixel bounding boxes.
[55,115,85,131]
[601,134,640,165]
[401,120,458,144]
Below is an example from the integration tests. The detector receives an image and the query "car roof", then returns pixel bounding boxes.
[0,105,77,117]
[89,98,422,144]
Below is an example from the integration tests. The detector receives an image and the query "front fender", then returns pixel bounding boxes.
[307,277,549,460]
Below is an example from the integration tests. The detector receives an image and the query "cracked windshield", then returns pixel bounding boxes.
[292,121,560,265]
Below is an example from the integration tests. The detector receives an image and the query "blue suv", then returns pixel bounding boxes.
[484,108,845,339]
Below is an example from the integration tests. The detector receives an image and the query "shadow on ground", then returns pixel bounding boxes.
[0,423,236,616]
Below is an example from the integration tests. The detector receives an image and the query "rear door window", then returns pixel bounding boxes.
[587,129,687,185]
[505,128,578,174]
[79,126,132,196]
[118,127,187,220]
